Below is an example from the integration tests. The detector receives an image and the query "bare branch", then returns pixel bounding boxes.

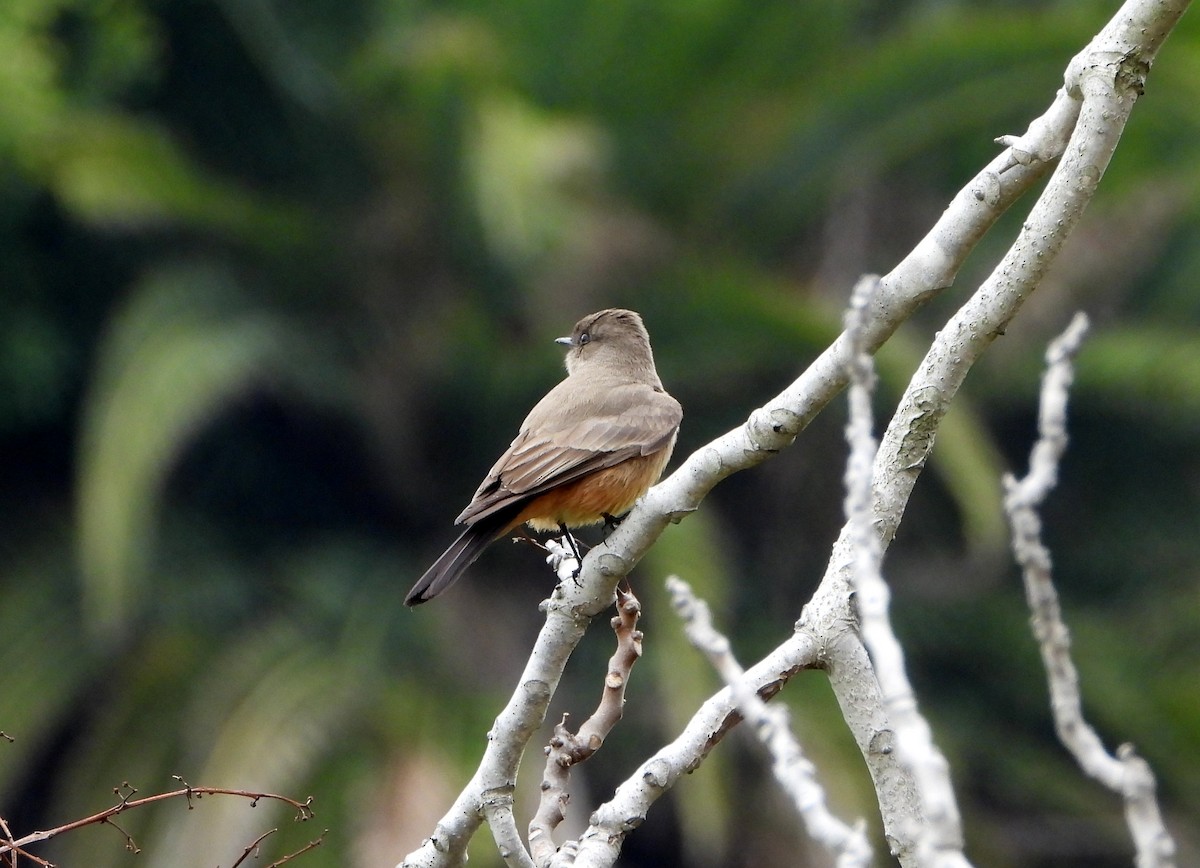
[576,589,643,746]
[482,792,534,868]
[816,2,1188,860]
[394,49,1061,868]
[231,828,279,868]
[668,576,872,868]
[0,782,315,859]
[1003,313,1177,868]
[531,589,643,868]
[0,813,36,868]
[842,278,970,868]
[101,814,142,853]
[1003,314,1088,515]
[398,3,1191,866]
[263,830,328,868]
[528,717,573,865]
[570,633,823,868]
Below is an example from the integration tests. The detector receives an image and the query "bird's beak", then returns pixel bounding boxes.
[555,335,574,347]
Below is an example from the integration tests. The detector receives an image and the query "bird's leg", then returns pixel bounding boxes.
[558,522,584,580]
[602,512,624,534]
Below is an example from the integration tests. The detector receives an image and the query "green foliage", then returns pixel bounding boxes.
[1,1,1197,866]
[77,265,306,638]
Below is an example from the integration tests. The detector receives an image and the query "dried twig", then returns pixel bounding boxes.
[0,780,315,861]
[527,588,643,867]
[0,813,25,868]
[102,814,141,853]
[231,828,279,868]
[1003,313,1176,868]
[263,830,328,868]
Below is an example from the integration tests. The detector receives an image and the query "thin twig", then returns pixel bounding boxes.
[0,782,314,857]
[528,588,643,868]
[263,830,328,868]
[1003,313,1176,868]
[570,630,825,868]
[101,815,141,853]
[0,814,20,868]
[231,828,279,868]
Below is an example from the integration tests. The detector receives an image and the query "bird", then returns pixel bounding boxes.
[405,308,682,606]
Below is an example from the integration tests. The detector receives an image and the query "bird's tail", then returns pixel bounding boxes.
[405,512,511,606]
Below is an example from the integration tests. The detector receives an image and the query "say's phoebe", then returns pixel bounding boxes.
[405,308,682,606]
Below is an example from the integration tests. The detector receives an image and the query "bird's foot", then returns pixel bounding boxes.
[601,512,625,534]
[558,523,586,581]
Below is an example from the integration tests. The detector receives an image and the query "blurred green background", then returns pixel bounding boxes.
[1,0,1197,866]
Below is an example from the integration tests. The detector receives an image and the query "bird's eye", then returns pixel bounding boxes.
[579,332,591,345]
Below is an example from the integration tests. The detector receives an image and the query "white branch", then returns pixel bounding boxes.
[817,2,1187,858]
[842,278,969,868]
[569,631,824,868]
[397,3,1190,866]
[1003,313,1177,868]
[667,576,873,868]
[485,792,536,868]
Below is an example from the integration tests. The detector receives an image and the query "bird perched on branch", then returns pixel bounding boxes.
[405,308,682,606]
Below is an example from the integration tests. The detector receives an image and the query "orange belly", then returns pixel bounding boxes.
[506,445,674,533]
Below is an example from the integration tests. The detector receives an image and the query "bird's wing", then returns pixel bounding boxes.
[455,381,681,526]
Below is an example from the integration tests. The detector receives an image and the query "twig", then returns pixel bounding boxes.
[397,4,1190,866]
[0,781,314,858]
[1003,313,1176,868]
[264,830,328,868]
[528,588,643,868]
[101,814,141,853]
[571,631,824,868]
[668,576,872,868]
[0,814,20,868]
[231,828,279,868]
[0,834,50,868]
